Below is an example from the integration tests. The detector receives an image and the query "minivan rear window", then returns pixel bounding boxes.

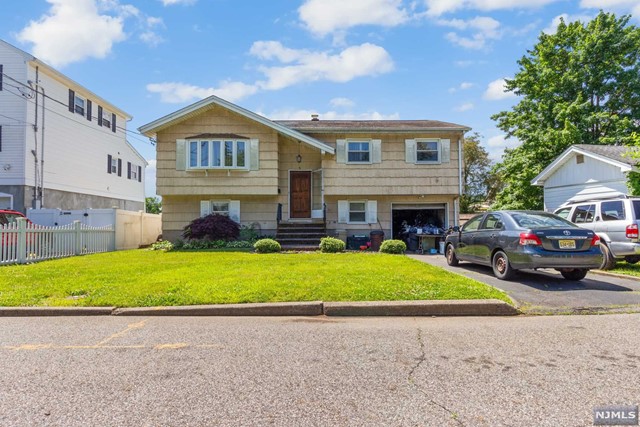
[633,201,640,220]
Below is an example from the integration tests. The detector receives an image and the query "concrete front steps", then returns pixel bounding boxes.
[276,221,327,251]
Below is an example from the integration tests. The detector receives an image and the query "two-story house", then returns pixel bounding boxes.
[0,39,146,212]
[139,95,469,247]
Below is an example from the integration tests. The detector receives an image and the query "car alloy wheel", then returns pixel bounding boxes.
[446,244,459,266]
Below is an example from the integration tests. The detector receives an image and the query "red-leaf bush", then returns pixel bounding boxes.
[182,214,240,241]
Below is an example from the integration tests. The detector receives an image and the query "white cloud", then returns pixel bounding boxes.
[448,82,474,93]
[330,97,356,108]
[454,59,487,67]
[486,134,520,161]
[438,16,501,49]
[580,0,640,17]
[483,78,516,100]
[160,0,196,5]
[543,13,593,34]
[146,81,258,103]
[454,102,474,112]
[17,0,126,67]
[425,0,560,16]
[263,109,400,120]
[298,0,409,36]
[253,42,394,90]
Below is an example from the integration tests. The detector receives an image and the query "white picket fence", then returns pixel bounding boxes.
[1,218,115,265]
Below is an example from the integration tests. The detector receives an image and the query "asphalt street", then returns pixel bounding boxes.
[410,254,640,314]
[1,315,639,426]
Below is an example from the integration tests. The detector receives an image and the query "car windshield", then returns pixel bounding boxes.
[511,212,575,229]
[0,213,23,225]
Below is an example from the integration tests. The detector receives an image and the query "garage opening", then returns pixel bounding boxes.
[392,203,447,252]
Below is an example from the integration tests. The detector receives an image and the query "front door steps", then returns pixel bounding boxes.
[276,221,326,251]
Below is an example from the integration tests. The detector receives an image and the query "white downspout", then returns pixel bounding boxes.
[455,137,463,225]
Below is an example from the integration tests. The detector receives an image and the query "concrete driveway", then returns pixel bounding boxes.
[409,254,640,314]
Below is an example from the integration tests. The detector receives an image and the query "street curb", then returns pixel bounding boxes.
[590,270,640,281]
[0,307,116,317]
[323,299,519,316]
[112,301,324,316]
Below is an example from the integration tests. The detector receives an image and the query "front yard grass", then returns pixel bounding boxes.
[0,250,511,307]
[610,261,640,277]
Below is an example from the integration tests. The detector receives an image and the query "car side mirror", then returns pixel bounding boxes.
[595,216,601,222]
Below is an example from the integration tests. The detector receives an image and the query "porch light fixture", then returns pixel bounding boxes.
[296,154,302,163]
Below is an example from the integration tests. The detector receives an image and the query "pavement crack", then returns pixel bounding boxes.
[408,326,465,427]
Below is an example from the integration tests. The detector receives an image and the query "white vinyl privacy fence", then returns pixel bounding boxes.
[1,218,114,265]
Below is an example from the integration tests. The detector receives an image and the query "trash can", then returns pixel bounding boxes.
[439,240,445,254]
[370,230,384,252]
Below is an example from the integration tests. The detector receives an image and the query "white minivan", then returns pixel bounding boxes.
[555,196,640,270]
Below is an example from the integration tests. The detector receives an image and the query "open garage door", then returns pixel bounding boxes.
[392,203,447,251]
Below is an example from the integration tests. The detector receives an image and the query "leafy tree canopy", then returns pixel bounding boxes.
[492,12,640,210]
[460,133,494,213]
[145,197,162,214]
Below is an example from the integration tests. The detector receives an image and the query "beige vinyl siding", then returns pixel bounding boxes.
[317,132,463,196]
[155,104,279,196]
[325,194,456,236]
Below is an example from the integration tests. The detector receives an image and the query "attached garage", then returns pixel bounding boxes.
[391,203,449,251]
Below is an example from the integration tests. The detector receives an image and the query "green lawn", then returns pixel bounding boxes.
[610,261,640,277]
[0,250,511,307]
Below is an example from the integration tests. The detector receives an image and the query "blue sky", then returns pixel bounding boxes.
[2,0,640,197]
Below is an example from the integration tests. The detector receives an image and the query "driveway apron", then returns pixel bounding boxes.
[409,254,640,314]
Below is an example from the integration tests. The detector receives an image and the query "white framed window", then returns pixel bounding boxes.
[188,139,247,170]
[416,139,440,163]
[347,140,371,163]
[74,95,85,116]
[110,157,118,174]
[102,109,111,128]
[130,166,138,181]
[349,201,367,223]
[200,200,240,223]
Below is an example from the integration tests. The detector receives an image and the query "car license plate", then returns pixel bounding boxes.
[559,239,576,249]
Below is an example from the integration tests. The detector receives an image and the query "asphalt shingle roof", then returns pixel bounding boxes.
[274,120,470,132]
[574,144,638,166]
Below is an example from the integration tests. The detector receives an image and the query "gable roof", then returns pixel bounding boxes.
[531,144,638,186]
[138,95,335,154]
[275,119,471,133]
[0,39,131,120]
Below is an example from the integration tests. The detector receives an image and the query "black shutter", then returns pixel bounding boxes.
[0,126,2,152]
[117,158,122,177]
[86,100,92,121]
[111,113,116,133]
[107,154,112,174]
[138,166,142,182]
[127,162,131,179]
[0,65,3,91]
[68,89,75,113]
[98,106,103,126]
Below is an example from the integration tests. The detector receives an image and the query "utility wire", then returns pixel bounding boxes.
[2,71,155,145]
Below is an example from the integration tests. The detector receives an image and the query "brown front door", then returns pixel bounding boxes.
[290,171,311,218]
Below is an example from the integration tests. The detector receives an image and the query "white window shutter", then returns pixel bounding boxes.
[229,200,241,223]
[405,139,416,164]
[176,139,187,171]
[371,139,382,164]
[336,140,346,164]
[200,200,211,217]
[441,139,451,163]
[249,139,259,171]
[337,200,349,223]
[366,200,378,224]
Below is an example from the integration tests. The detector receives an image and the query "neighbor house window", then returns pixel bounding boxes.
[416,139,440,163]
[347,141,371,163]
[74,95,85,116]
[349,201,366,223]
[102,109,111,129]
[110,157,118,174]
[188,139,247,169]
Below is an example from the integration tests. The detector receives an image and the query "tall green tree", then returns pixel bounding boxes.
[460,133,493,213]
[145,196,162,214]
[492,12,640,209]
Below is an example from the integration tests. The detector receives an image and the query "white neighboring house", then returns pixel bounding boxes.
[0,39,146,213]
[531,144,638,212]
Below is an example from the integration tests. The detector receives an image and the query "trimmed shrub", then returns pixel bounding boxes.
[239,223,260,242]
[149,240,174,252]
[254,238,281,253]
[182,214,240,241]
[319,237,345,253]
[379,239,407,254]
